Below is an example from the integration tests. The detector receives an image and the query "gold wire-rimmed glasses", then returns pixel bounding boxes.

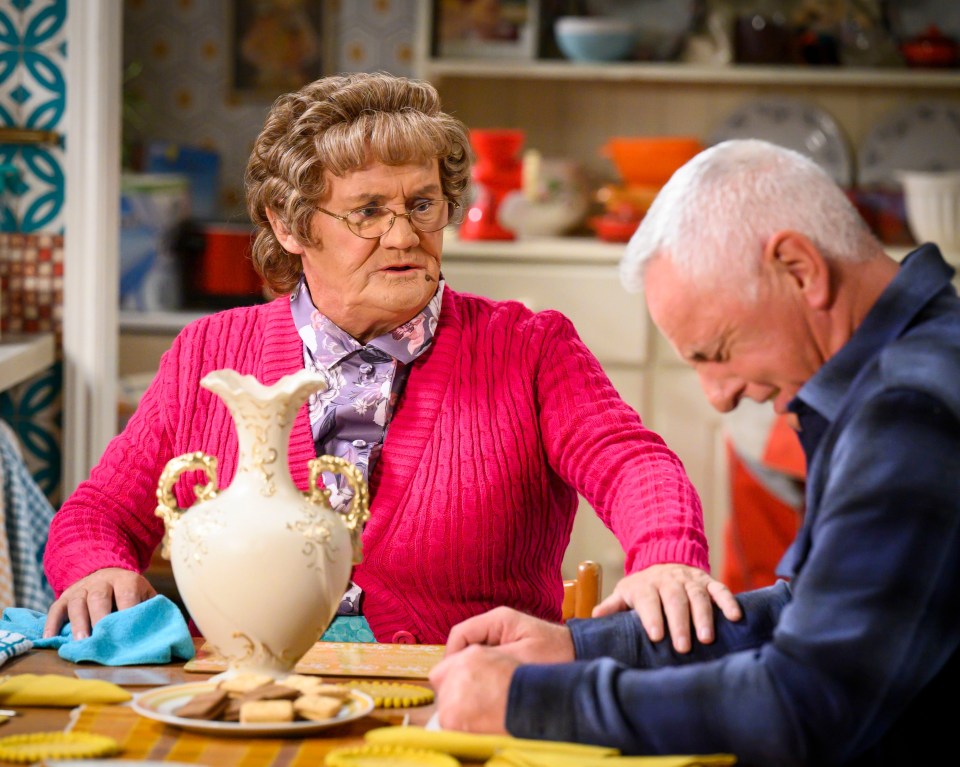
[317,199,463,239]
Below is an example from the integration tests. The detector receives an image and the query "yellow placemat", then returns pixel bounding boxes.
[184,641,445,680]
[487,749,737,767]
[327,744,460,766]
[0,731,120,763]
[365,727,619,761]
[0,674,131,706]
[342,682,434,708]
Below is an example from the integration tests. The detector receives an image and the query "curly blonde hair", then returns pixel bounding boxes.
[245,72,472,296]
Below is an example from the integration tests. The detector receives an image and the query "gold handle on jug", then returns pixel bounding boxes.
[155,452,219,560]
[306,455,370,564]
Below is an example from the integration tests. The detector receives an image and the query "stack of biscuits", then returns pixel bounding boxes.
[174,673,351,724]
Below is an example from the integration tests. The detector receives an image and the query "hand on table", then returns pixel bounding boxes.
[443,605,575,662]
[431,607,575,734]
[43,567,156,640]
[592,563,742,653]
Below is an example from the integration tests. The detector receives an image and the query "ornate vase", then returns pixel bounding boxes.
[155,368,369,678]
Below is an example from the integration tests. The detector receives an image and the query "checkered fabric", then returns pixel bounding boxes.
[0,628,32,667]
[0,473,14,608]
[0,421,54,610]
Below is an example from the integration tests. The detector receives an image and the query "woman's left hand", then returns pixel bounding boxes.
[592,564,742,653]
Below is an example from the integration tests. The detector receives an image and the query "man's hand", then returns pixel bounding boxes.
[444,606,575,663]
[433,608,573,734]
[43,568,157,640]
[430,645,518,734]
[592,563,742,653]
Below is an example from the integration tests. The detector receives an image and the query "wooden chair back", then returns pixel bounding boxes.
[561,560,602,622]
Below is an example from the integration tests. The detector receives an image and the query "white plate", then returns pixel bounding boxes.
[858,100,960,189]
[131,681,374,738]
[709,97,854,187]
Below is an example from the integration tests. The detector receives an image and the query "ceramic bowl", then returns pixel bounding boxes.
[898,169,960,252]
[498,191,587,238]
[601,136,703,187]
[554,17,637,63]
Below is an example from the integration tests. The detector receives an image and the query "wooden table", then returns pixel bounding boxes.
[0,638,449,766]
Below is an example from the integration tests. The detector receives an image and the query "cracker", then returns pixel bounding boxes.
[293,694,343,721]
[239,699,295,724]
[241,682,301,702]
[173,688,229,720]
[221,697,243,722]
[219,672,275,697]
[308,684,351,700]
[278,674,325,695]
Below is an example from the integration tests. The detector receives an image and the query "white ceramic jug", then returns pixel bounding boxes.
[155,368,369,678]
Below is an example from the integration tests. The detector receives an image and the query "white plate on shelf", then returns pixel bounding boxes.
[858,101,960,189]
[131,681,374,738]
[708,97,854,187]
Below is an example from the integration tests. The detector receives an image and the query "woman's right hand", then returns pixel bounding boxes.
[43,567,157,640]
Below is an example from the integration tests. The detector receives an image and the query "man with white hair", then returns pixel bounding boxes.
[429,139,960,766]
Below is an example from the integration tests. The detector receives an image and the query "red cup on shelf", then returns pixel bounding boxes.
[200,224,262,296]
[459,129,524,241]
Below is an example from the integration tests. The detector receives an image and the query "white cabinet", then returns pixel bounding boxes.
[413,10,960,587]
[0,334,56,393]
[441,234,730,589]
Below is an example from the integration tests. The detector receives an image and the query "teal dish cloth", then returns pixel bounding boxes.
[321,615,375,643]
[0,594,195,665]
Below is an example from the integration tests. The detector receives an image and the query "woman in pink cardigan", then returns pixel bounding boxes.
[44,73,740,646]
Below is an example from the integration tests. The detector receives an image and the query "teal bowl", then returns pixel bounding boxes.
[555,17,637,63]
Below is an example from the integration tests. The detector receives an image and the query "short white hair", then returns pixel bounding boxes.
[620,139,880,300]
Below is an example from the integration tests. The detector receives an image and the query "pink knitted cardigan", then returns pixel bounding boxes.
[45,288,709,643]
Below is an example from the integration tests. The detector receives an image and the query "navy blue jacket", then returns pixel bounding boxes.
[507,246,960,766]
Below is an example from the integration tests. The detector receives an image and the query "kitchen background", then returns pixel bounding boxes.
[0,0,958,588]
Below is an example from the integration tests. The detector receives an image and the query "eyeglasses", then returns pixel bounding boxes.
[317,199,463,239]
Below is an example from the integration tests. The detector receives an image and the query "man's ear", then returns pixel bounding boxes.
[266,208,304,256]
[763,230,832,310]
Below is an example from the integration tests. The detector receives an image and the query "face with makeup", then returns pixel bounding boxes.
[268,158,445,345]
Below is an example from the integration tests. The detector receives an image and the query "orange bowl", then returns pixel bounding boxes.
[601,137,703,187]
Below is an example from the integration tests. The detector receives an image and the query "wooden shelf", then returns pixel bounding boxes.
[443,233,624,264]
[0,334,55,392]
[119,309,209,334]
[422,58,960,89]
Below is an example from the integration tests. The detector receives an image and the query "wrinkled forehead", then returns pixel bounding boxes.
[643,256,733,357]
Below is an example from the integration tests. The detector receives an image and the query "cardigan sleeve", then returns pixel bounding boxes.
[43,335,186,595]
[533,310,710,573]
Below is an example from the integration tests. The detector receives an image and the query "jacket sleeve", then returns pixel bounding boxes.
[507,389,960,766]
[567,580,790,667]
[533,310,708,572]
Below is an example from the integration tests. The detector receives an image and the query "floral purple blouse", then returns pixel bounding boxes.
[289,276,444,614]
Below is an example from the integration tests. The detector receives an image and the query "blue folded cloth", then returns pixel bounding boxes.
[0,594,195,665]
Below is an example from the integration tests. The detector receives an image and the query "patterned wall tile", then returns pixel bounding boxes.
[0,0,66,504]
[0,231,63,502]
[124,0,418,221]
[338,0,416,75]
[0,0,67,234]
